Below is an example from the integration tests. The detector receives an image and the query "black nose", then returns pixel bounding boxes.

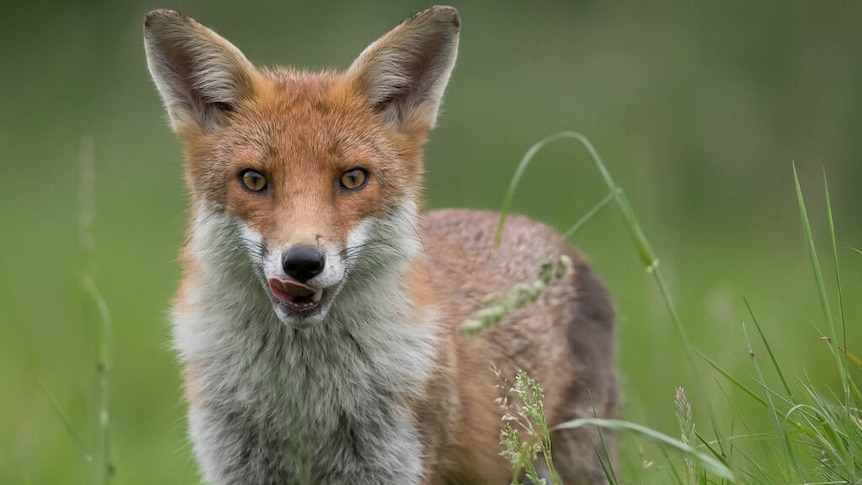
[282,245,325,282]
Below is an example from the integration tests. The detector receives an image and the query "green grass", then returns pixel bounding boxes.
[13,135,862,485]
[2,2,861,484]
[493,135,862,484]
[46,133,861,485]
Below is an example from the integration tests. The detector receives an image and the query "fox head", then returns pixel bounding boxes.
[144,7,459,327]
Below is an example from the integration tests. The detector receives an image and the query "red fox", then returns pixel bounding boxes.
[144,6,618,484]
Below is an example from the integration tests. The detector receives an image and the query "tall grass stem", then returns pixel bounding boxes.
[79,137,114,485]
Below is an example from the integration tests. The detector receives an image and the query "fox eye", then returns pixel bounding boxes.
[340,168,368,191]
[240,170,267,192]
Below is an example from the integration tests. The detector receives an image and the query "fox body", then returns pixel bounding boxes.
[145,6,618,485]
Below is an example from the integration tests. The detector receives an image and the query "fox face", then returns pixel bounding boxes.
[181,81,425,326]
[145,8,459,326]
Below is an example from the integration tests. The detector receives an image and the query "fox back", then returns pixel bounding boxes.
[144,6,618,485]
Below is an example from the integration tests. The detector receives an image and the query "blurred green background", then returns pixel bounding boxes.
[2,1,860,483]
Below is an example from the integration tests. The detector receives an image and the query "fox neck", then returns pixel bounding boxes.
[173,203,437,481]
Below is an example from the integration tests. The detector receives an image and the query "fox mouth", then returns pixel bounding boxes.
[268,277,324,317]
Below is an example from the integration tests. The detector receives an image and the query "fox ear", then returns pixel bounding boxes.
[348,6,460,133]
[143,10,257,133]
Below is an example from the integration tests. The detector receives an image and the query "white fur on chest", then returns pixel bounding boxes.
[173,208,438,484]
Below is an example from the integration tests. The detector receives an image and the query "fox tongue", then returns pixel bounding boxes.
[279,280,314,298]
[268,277,323,307]
[269,278,316,299]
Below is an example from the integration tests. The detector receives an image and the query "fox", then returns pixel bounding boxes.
[144,5,618,485]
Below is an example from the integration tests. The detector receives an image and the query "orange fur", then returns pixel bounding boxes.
[146,7,618,484]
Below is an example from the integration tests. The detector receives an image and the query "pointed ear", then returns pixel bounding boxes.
[347,6,460,133]
[143,10,258,133]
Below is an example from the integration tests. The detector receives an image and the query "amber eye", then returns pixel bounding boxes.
[340,168,368,191]
[240,170,267,192]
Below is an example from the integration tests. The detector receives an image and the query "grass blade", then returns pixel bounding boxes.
[823,170,855,483]
[494,132,656,268]
[553,418,734,480]
[695,432,724,464]
[824,171,847,364]
[694,348,767,407]
[734,446,778,483]
[495,133,567,249]
[657,444,686,485]
[839,347,862,367]
[39,380,93,462]
[792,164,846,385]
[744,298,792,397]
[560,189,619,241]
[742,321,799,478]
[79,137,114,484]
[83,274,114,484]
